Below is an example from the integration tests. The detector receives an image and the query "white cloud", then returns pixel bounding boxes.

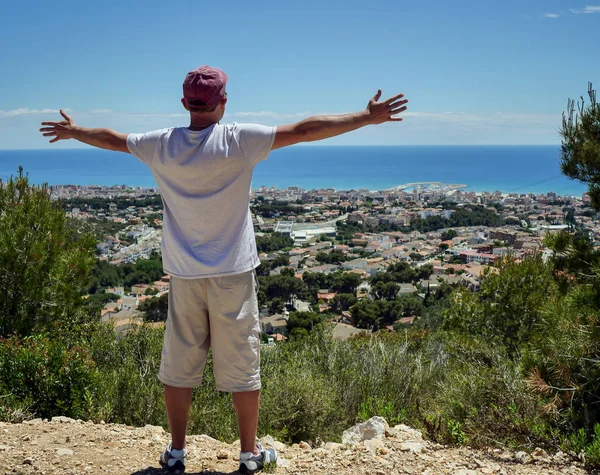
[227,111,311,119]
[129,112,188,118]
[0,108,72,117]
[570,5,600,13]
[543,12,561,18]
[0,106,563,148]
[0,107,557,130]
[400,111,557,129]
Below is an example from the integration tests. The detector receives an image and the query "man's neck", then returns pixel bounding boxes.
[188,111,220,131]
[188,121,217,131]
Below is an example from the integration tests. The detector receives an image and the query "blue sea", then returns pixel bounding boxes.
[0,146,587,196]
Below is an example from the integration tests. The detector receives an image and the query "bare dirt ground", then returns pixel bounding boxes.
[0,417,595,475]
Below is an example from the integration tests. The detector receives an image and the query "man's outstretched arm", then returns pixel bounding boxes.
[39,110,130,153]
[272,90,408,150]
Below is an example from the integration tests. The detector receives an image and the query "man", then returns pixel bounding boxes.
[39,65,407,474]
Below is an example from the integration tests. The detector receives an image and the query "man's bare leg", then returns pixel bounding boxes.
[232,389,260,455]
[164,385,193,450]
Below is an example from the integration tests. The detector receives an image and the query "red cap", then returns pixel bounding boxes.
[182,65,228,109]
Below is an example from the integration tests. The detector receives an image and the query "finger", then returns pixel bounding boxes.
[39,127,56,132]
[42,132,57,137]
[41,121,60,126]
[389,99,408,108]
[389,117,403,122]
[384,93,405,105]
[60,109,72,122]
[49,137,60,143]
[372,89,382,102]
[390,105,408,114]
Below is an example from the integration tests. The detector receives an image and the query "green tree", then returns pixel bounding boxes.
[139,293,169,322]
[88,260,123,293]
[279,267,295,277]
[372,281,400,301]
[124,270,151,287]
[263,274,308,305]
[560,83,600,209]
[268,298,285,314]
[330,293,357,313]
[316,249,348,264]
[0,169,95,337]
[145,287,159,296]
[83,293,121,317]
[441,229,458,241]
[444,255,555,356]
[351,300,386,330]
[286,311,324,333]
[329,272,362,295]
[255,232,294,252]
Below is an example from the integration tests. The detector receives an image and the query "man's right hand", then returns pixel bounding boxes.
[365,90,408,125]
[39,110,130,152]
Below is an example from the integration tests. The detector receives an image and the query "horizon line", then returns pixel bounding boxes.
[0,143,563,152]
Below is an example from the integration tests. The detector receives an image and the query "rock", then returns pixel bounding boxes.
[398,442,425,453]
[22,458,33,465]
[56,448,74,457]
[51,416,76,424]
[364,438,385,455]
[198,434,220,444]
[515,451,533,464]
[277,457,291,468]
[143,424,165,434]
[324,442,344,451]
[260,435,286,452]
[23,418,43,425]
[455,470,477,475]
[342,417,389,444]
[299,441,311,450]
[216,449,229,460]
[532,447,548,458]
[0,446,9,452]
[389,424,423,442]
[554,450,571,464]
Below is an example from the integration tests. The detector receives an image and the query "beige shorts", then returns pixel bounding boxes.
[158,269,261,392]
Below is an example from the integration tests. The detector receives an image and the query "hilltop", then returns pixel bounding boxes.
[0,417,591,475]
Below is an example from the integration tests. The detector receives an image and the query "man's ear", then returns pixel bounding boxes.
[220,97,228,109]
[181,98,189,111]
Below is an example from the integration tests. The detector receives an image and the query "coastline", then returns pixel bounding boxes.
[0,146,587,197]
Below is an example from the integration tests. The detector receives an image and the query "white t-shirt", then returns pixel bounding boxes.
[126,123,276,278]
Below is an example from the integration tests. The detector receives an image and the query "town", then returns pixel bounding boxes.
[56,182,595,343]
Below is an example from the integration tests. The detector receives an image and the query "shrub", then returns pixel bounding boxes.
[0,335,98,420]
[0,169,95,337]
[427,333,546,447]
[90,324,166,426]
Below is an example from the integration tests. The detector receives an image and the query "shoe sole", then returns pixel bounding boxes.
[238,463,264,474]
[159,458,186,473]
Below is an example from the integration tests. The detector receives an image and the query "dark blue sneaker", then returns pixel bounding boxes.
[238,442,278,474]
[159,443,187,473]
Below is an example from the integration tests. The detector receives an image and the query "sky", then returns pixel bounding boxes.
[1,0,599,149]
